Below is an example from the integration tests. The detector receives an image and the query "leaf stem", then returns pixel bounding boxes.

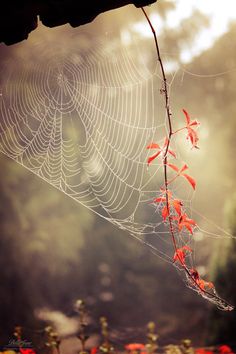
[172,127,186,135]
[166,174,178,187]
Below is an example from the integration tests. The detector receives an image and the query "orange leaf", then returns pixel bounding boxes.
[183,108,191,125]
[173,199,182,215]
[167,163,179,172]
[162,205,169,220]
[182,109,200,149]
[180,164,188,173]
[197,279,214,291]
[187,127,199,149]
[173,246,192,266]
[168,149,177,158]
[183,173,196,190]
[177,213,196,234]
[146,142,160,149]
[147,151,161,165]
[189,120,199,127]
[153,197,166,203]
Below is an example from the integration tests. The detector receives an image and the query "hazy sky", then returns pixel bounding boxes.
[132,0,236,62]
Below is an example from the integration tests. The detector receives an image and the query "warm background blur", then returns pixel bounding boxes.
[0,0,236,351]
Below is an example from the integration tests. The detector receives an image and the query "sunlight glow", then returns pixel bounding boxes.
[132,12,163,38]
[132,0,236,63]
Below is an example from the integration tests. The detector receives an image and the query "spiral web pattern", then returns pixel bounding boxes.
[0,34,171,237]
[0,32,200,271]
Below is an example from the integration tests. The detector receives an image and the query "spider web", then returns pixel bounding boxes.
[0,34,169,236]
[0,29,233,310]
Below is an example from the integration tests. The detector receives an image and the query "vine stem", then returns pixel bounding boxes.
[141,6,177,258]
[141,6,233,311]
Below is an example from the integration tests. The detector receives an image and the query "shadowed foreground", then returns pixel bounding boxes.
[0,0,156,45]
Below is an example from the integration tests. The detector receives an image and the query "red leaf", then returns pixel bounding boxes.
[187,127,199,149]
[167,163,179,172]
[168,149,177,158]
[182,173,196,190]
[173,246,192,266]
[177,213,196,234]
[162,205,169,220]
[173,199,182,215]
[146,142,160,149]
[182,109,200,149]
[197,279,214,291]
[185,223,194,233]
[147,151,161,165]
[153,197,166,203]
[167,163,196,190]
[173,249,185,265]
[189,119,199,126]
[180,164,188,173]
[183,108,191,125]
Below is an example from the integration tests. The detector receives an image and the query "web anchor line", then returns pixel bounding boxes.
[141,6,233,311]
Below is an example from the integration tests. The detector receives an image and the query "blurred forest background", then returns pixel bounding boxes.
[0,0,236,351]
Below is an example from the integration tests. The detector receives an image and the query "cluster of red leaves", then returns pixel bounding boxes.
[147,107,200,167]
[197,278,214,291]
[190,268,214,291]
[175,213,197,235]
[91,344,147,354]
[153,190,196,235]
[146,109,216,293]
[91,344,233,354]
[153,189,182,221]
